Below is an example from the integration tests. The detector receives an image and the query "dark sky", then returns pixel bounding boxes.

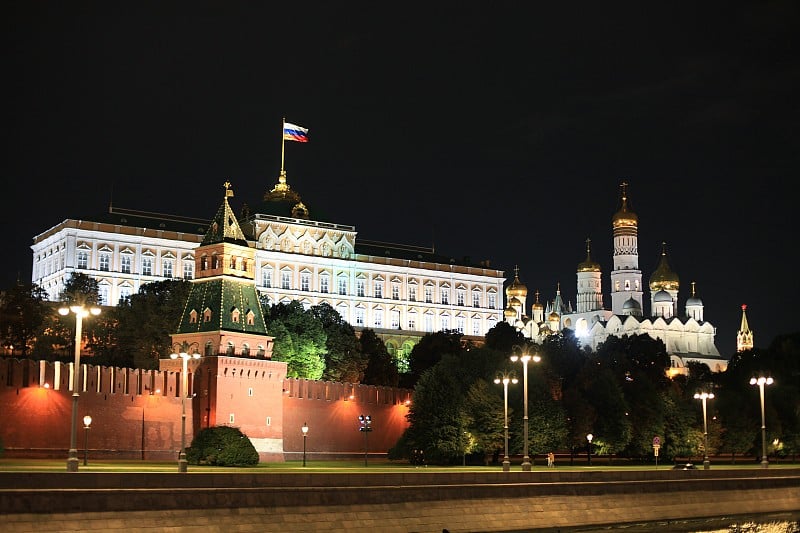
[4,2,799,357]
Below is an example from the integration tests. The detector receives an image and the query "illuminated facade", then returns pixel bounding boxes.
[506,183,728,374]
[31,173,505,357]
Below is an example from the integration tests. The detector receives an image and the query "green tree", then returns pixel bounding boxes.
[361,328,399,387]
[401,359,469,464]
[265,301,326,379]
[311,303,366,383]
[463,378,505,460]
[106,279,191,369]
[0,281,49,357]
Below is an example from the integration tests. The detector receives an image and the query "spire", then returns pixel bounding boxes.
[202,182,249,246]
[737,304,754,352]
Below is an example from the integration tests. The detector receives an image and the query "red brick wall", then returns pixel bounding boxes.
[0,358,413,462]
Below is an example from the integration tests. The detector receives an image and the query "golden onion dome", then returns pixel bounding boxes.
[548,310,560,321]
[611,182,638,228]
[508,296,522,308]
[506,267,528,299]
[649,243,680,292]
[504,307,517,319]
[532,291,543,310]
[577,238,601,272]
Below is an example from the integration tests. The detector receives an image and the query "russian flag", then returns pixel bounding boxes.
[283,122,309,142]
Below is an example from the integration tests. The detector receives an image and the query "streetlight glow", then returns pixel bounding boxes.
[587,433,593,466]
[510,344,541,471]
[59,304,101,472]
[82,415,92,466]
[749,376,774,468]
[301,422,309,467]
[170,342,201,473]
[693,391,715,469]
[494,375,518,472]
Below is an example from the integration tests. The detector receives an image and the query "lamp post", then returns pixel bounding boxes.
[693,392,715,470]
[302,422,309,467]
[511,344,540,471]
[82,415,92,466]
[358,414,372,467]
[170,342,201,473]
[749,376,774,468]
[58,304,101,472]
[493,375,518,472]
[586,434,593,466]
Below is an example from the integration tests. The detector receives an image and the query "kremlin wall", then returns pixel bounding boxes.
[0,357,412,462]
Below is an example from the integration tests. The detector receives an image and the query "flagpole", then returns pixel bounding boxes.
[280,117,286,175]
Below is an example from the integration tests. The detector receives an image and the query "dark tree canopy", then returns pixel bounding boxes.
[0,281,49,357]
[360,328,399,387]
[406,330,464,388]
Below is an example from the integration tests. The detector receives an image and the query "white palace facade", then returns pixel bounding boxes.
[504,183,729,375]
[31,173,505,358]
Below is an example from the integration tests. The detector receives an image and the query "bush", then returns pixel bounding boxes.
[186,426,259,467]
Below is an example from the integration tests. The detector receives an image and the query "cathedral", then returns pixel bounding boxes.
[504,183,729,375]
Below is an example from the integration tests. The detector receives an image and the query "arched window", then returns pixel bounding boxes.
[205,341,214,357]
[242,343,250,357]
[226,342,234,356]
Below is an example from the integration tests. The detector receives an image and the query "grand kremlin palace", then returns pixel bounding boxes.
[30,172,507,360]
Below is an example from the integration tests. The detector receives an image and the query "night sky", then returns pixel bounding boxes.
[4,3,799,357]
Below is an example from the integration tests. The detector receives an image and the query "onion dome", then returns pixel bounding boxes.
[504,307,518,319]
[649,242,680,292]
[508,296,522,308]
[611,182,638,229]
[686,281,703,306]
[532,290,543,310]
[548,310,560,321]
[623,297,641,311]
[653,289,672,303]
[577,238,601,272]
[506,266,528,299]
[259,171,310,220]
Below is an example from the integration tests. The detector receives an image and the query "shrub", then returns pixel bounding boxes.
[186,426,259,467]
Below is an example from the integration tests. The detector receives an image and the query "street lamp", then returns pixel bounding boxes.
[58,304,101,472]
[302,422,309,467]
[493,375,518,472]
[170,342,201,473]
[511,344,541,471]
[749,376,774,468]
[82,415,92,466]
[586,434,593,466]
[358,414,372,467]
[693,391,715,469]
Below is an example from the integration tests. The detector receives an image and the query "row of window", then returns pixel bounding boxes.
[77,250,194,279]
[261,268,497,309]
[349,308,492,335]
